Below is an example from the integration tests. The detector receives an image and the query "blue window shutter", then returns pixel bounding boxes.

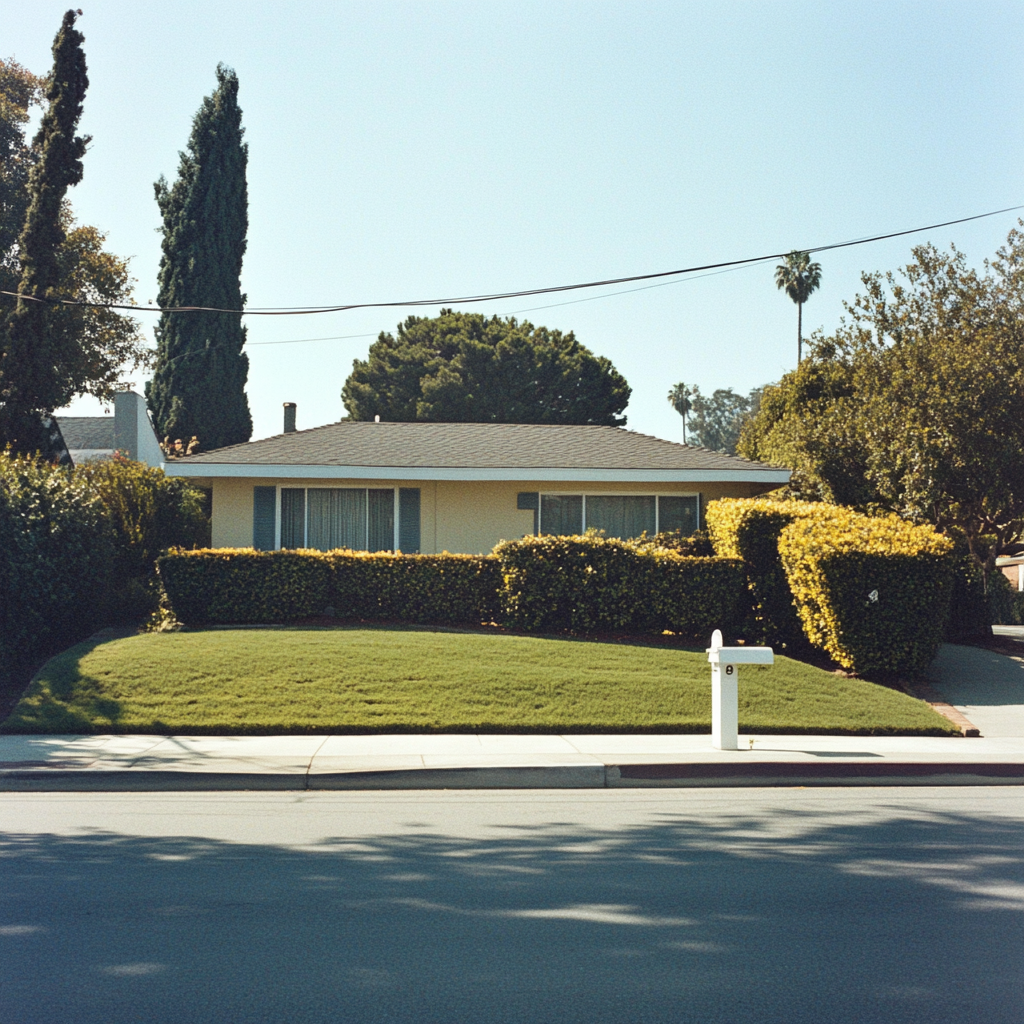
[517,491,539,534]
[253,487,276,550]
[398,488,421,553]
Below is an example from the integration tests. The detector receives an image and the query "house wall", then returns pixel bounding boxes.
[209,476,775,554]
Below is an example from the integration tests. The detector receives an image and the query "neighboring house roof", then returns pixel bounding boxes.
[168,421,790,484]
[55,392,164,468]
[56,416,114,451]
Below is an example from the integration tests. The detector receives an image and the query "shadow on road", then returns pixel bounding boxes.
[1,793,1022,1023]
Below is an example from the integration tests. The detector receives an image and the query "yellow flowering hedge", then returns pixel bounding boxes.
[778,508,953,675]
[704,498,828,646]
[157,549,500,625]
[493,533,746,638]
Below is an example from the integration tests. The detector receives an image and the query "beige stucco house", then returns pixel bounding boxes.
[164,418,789,555]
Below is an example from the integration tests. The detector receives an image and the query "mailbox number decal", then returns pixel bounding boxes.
[726,665,734,675]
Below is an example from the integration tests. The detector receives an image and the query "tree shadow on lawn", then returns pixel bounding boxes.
[0,795,1021,1024]
[0,633,126,734]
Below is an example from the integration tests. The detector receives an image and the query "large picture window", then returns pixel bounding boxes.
[538,493,699,540]
[279,487,395,552]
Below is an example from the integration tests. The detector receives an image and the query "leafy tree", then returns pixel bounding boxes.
[0,29,146,454]
[775,250,822,364]
[684,385,762,454]
[147,65,251,450]
[667,382,693,442]
[343,309,631,425]
[0,58,43,291]
[742,226,1024,580]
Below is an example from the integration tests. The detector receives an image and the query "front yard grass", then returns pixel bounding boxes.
[1,625,957,735]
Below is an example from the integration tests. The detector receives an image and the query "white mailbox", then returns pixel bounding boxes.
[706,629,774,750]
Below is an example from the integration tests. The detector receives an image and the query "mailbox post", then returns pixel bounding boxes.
[706,629,774,750]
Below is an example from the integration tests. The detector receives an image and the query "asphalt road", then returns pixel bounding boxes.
[2,788,1022,1024]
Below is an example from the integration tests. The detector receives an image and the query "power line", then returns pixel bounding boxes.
[247,331,378,346]
[2,204,1019,317]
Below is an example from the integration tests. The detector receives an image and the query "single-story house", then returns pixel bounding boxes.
[56,391,163,467]
[164,412,790,555]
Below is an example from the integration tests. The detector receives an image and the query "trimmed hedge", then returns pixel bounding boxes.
[495,533,746,638]
[158,537,746,640]
[705,498,826,646]
[778,508,953,676]
[157,549,500,626]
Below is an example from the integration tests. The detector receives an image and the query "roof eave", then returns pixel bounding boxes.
[163,462,791,484]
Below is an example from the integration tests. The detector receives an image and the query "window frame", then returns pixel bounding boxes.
[272,485,399,551]
[537,490,701,538]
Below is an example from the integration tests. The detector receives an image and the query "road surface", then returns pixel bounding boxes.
[2,788,1022,1023]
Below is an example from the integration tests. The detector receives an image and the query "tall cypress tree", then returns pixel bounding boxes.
[0,10,88,453]
[147,65,252,450]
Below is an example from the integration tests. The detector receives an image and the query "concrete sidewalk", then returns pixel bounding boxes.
[1,730,1021,789]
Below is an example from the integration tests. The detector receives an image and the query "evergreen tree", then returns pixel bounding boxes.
[0,11,89,452]
[147,65,251,450]
[343,309,630,425]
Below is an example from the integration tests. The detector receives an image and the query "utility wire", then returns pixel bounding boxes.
[1,205,1019,317]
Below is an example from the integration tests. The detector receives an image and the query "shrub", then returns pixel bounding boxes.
[778,508,953,676]
[81,455,210,622]
[0,452,114,685]
[704,498,827,646]
[158,549,334,624]
[331,552,501,624]
[944,544,994,641]
[157,549,500,626]
[635,527,715,556]
[493,532,746,639]
[158,538,745,640]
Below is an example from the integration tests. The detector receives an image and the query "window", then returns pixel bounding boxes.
[279,487,395,551]
[538,493,699,540]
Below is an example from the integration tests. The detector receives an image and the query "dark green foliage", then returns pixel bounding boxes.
[80,455,210,621]
[0,452,113,689]
[494,534,746,638]
[0,59,43,295]
[157,549,501,626]
[342,309,630,425]
[0,12,89,451]
[0,451,211,695]
[157,540,743,640]
[944,545,994,641]
[147,65,251,450]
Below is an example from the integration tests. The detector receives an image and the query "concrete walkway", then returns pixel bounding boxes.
[930,634,1024,738]
[1,640,1021,790]
[1,729,1020,789]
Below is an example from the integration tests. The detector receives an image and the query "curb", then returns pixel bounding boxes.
[2,761,1022,791]
[909,682,981,736]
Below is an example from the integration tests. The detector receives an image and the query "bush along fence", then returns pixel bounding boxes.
[157,535,747,640]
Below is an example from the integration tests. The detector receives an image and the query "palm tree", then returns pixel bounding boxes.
[667,382,693,443]
[775,250,822,364]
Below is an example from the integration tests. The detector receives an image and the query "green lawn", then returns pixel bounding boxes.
[1,625,957,735]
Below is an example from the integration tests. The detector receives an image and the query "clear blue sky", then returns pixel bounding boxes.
[5,1,1022,443]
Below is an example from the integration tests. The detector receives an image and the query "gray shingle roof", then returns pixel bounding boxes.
[179,421,778,472]
[55,416,114,450]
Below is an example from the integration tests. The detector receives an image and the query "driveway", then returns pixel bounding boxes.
[928,633,1024,738]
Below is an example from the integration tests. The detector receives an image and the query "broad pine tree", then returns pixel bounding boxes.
[147,65,251,450]
[0,11,88,452]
